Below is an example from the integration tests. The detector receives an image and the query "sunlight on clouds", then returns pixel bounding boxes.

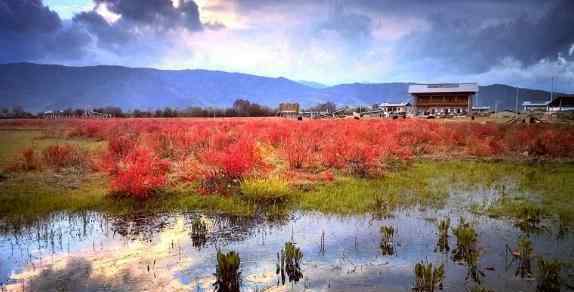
[95,2,121,23]
[44,0,92,19]
[195,0,247,29]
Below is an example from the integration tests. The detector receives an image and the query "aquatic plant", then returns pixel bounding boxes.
[277,241,303,284]
[413,261,445,292]
[536,258,561,292]
[452,218,478,262]
[380,225,396,256]
[515,205,544,234]
[190,218,208,249]
[452,218,483,283]
[514,236,534,278]
[436,217,450,253]
[214,250,241,292]
[320,230,326,256]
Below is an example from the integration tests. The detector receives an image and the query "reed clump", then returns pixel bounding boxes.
[536,258,561,292]
[380,225,396,256]
[436,217,450,253]
[413,261,445,292]
[214,250,241,292]
[277,241,303,284]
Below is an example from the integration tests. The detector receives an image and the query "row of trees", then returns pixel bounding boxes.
[2,100,344,119]
[0,106,35,119]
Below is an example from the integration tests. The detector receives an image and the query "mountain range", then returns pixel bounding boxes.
[0,63,559,112]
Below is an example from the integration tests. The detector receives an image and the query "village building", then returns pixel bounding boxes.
[278,102,300,118]
[408,83,479,116]
[522,101,550,112]
[547,95,574,112]
[471,106,492,114]
[379,102,412,116]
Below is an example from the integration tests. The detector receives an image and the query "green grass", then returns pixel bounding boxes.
[0,130,42,167]
[467,161,574,224]
[3,160,574,226]
[240,176,292,203]
[0,129,105,168]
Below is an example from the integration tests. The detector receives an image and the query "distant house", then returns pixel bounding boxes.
[408,83,478,116]
[278,102,300,118]
[522,101,549,112]
[547,95,574,112]
[471,106,492,114]
[379,101,411,115]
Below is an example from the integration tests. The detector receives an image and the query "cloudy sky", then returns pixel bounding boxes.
[2,0,574,91]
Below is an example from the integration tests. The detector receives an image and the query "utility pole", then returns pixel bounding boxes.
[515,87,519,114]
[550,77,555,102]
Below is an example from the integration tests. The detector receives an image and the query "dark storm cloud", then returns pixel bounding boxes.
[0,0,90,63]
[345,0,573,74]
[320,1,372,42]
[0,0,204,63]
[70,0,203,56]
[93,0,202,31]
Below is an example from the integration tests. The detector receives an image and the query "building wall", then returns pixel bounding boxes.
[412,93,473,115]
[279,103,300,113]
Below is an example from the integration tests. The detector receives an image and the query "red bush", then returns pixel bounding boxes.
[6,148,41,172]
[42,144,85,170]
[201,138,264,179]
[110,147,170,199]
[43,118,574,196]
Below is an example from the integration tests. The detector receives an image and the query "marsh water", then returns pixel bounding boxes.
[1,187,573,291]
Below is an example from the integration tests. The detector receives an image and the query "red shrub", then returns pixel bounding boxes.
[110,147,170,199]
[283,136,313,169]
[202,138,264,179]
[21,148,39,171]
[42,144,85,170]
[6,148,41,172]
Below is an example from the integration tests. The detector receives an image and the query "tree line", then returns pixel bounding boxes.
[1,99,345,119]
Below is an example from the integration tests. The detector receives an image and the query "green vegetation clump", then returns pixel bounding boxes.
[190,218,208,248]
[380,225,396,256]
[240,176,291,203]
[515,236,533,278]
[277,241,303,284]
[413,261,444,292]
[214,250,241,292]
[452,218,483,283]
[436,217,450,253]
[536,258,561,292]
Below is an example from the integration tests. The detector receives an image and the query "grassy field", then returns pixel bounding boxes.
[1,121,573,228]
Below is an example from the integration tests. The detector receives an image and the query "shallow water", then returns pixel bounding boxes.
[1,205,573,291]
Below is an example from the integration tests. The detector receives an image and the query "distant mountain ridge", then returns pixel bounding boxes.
[0,63,560,112]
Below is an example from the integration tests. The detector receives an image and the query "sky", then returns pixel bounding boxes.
[1,0,574,92]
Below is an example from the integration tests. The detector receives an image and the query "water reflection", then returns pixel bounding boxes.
[0,208,572,291]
